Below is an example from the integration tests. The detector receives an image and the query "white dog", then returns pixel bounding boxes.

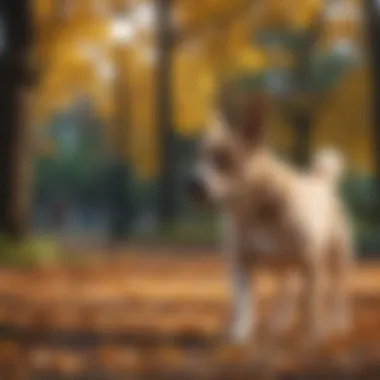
[187,96,353,344]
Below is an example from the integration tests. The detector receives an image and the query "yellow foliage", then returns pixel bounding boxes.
[234,47,268,73]
[313,67,373,175]
[127,46,158,178]
[33,0,55,27]
[288,0,321,30]
[173,46,215,135]
[31,0,367,179]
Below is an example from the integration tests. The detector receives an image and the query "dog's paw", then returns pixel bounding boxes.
[227,323,253,345]
[305,323,330,347]
[331,310,352,336]
[270,311,295,336]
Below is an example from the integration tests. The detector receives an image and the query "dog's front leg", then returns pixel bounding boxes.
[228,259,254,344]
[221,214,255,344]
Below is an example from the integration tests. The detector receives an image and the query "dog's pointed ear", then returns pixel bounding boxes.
[214,82,267,146]
[238,95,266,147]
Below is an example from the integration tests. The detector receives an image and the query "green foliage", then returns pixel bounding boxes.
[255,28,316,52]
[35,107,110,205]
[251,24,358,97]
[310,53,351,93]
[0,235,59,268]
[341,176,380,254]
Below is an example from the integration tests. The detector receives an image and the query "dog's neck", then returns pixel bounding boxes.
[225,149,295,224]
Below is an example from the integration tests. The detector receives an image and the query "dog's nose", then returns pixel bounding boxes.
[186,177,207,202]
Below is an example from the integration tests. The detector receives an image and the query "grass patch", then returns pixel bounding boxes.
[131,214,219,247]
[0,235,60,268]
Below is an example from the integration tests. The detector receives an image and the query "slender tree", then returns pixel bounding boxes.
[0,0,35,238]
[261,8,357,167]
[109,38,134,240]
[363,0,380,204]
[282,19,321,167]
[108,3,135,241]
[156,0,177,225]
[154,0,254,224]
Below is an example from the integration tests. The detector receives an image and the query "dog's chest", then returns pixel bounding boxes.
[246,226,280,255]
[243,199,287,256]
[242,222,303,267]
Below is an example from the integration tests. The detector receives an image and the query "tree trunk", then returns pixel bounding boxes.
[156,0,177,225]
[292,111,312,167]
[109,44,134,241]
[363,0,380,208]
[286,18,321,168]
[0,0,34,238]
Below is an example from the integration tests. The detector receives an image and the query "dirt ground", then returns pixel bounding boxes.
[0,253,380,379]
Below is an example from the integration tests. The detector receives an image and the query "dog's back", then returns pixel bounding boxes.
[241,148,352,270]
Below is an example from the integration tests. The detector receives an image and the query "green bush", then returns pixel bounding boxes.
[0,235,59,268]
[341,176,380,255]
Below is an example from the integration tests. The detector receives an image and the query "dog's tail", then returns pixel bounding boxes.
[311,148,345,185]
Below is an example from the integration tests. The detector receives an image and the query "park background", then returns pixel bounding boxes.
[1,0,380,378]
[1,0,378,255]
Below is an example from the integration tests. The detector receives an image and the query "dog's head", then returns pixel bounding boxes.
[187,91,267,206]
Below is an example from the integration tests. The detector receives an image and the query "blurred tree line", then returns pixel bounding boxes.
[1,0,380,252]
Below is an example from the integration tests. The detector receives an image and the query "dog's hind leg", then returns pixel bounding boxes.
[302,256,330,343]
[270,273,299,335]
[327,235,353,335]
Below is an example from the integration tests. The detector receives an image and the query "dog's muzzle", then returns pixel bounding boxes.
[186,177,207,203]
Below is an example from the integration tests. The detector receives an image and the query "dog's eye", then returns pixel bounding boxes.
[211,148,234,172]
